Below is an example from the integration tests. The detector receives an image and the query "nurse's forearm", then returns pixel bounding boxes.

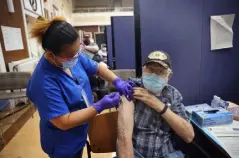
[97,63,117,83]
[50,107,97,131]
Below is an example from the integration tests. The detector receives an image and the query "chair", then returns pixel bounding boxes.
[87,111,118,158]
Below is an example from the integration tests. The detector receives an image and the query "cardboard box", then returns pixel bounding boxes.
[185,104,212,119]
[186,104,212,114]
[192,107,233,127]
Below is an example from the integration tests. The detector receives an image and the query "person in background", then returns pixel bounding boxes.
[81,33,99,59]
[117,51,195,158]
[27,16,135,158]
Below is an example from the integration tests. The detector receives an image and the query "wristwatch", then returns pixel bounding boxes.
[159,103,169,115]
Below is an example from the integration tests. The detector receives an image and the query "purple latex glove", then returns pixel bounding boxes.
[113,78,136,101]
[93,92,120,113]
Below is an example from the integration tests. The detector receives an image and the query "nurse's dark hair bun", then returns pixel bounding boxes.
[31,16,79,55]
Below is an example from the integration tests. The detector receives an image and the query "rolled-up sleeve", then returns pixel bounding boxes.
[39,77,70,121]
[79,53,98,77]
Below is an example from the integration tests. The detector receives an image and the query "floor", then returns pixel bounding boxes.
[0,105,31,137]
[0,112,114,158]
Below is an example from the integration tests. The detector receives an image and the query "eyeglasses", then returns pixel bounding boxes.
[56,52,80,62]
[147,66,172,77]
[157,69,171,77]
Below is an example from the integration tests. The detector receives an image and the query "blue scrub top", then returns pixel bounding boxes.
[27,53,98,158]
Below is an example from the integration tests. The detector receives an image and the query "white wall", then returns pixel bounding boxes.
[21,0,44,58]
[0,42,6,72]
[22,0,44,18]
[26,16,43,57]
[45,0,73,22]
[21,0,74,59]
[72,11,133,26]
[122,0,133,7]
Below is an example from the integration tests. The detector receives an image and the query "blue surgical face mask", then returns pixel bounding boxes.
[52,52,79,69]
[62,58,78,69]
[142,72,168,96]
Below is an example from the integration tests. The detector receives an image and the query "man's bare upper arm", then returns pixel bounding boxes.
[118,97,135,139]
[117,97,135,158]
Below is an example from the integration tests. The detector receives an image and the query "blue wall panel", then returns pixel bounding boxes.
[112,16,135,69]
[139,0,239,105]
[139,0,203,105]
[199,0,239,104]
[106,26,113,68]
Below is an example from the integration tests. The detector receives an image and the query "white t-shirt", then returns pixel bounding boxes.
[81,42,98,59]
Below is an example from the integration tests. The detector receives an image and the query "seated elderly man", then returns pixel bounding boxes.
[117,51,195,158]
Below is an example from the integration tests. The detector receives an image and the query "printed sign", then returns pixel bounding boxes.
[23,0,43,16]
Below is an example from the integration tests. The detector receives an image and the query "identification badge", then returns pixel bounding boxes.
[82,89,90,107]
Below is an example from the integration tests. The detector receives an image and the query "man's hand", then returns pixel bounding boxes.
[134,87,195,143]
[133,87,165,112]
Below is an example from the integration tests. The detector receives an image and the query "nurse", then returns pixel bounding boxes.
[27,17,134,158]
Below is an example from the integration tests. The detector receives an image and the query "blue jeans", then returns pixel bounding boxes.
[134,149,184,158]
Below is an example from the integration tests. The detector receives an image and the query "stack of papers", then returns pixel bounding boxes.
[207,121,239,158]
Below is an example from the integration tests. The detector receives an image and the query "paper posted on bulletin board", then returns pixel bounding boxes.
[1,26,24,51]
[0,42,6,72]
[210,14,235,50]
